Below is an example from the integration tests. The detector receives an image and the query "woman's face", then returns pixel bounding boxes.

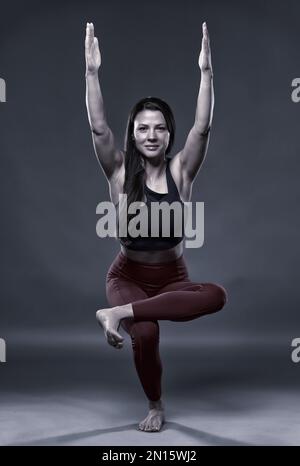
[133,110,170,159]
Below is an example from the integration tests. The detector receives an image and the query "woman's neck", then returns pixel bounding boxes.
[143,157,167,183]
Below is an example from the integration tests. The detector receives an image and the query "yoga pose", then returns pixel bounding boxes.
[85,21,227,432]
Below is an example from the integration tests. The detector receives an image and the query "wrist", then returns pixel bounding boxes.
[85,69,99,78]
[200,69,214,80]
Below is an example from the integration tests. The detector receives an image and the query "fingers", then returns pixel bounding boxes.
[202,22,210,44]
[85,22,94,50]
[93,36,99,51]
[202,21,210,53]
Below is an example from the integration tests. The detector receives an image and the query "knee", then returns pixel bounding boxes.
[207,283,228,311]
[131,321,160,350]
[215,284,228,310]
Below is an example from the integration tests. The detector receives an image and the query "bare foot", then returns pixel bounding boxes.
[96,307,124,349]
[138,408,165,432]
[139,401,165,432]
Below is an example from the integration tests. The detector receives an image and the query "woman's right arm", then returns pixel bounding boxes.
[85,23,124,181]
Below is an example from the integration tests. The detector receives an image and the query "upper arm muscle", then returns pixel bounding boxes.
[179,126,210,182]
[91,126,124,180]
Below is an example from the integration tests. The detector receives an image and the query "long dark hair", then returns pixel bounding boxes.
[117,96,176,243]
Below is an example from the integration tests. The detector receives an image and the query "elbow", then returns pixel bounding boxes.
[193,123,212,137]
[91,126,104,136]
[199,126,211,136]
[90,124,109,137]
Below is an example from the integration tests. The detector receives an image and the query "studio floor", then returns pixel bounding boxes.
[1,332,299,446]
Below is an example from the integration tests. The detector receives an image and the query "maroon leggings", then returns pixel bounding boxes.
[106,251,227,402]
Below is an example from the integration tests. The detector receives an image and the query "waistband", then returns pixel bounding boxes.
[118,250,186,267]
[107,250,189,289]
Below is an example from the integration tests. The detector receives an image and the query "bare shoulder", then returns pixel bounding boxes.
[168,151,193,203]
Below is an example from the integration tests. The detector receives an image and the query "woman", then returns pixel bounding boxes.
[85,21,227,432]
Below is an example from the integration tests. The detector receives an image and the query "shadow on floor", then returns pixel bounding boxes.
[8,421,252,446]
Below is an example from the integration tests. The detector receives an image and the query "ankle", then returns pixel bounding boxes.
[115,304,134,319]
[149,399,163,410]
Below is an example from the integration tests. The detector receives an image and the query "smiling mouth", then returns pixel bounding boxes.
[145,145,159,149]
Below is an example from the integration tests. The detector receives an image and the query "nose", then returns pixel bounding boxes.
[147,129,157,141]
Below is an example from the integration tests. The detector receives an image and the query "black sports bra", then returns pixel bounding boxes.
[116,158,186,251]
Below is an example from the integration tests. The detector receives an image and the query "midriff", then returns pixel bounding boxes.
[120,240,184,264]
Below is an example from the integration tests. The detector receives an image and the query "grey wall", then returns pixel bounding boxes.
[1,0,299,346]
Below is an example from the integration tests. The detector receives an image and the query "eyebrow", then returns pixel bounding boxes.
[137,123,166,126]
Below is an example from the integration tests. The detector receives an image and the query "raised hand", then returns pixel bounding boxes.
[85,22,101,73]
[198,22,213,75]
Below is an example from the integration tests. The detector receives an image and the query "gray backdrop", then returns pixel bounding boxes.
[0,0,300,446]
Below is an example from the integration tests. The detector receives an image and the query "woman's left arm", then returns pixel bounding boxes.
[176,22,214,182]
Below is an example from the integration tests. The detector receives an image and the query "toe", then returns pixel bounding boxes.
[152,420,159,432]
[145,422,152,431]
[139,422,145,431]
[153,414,163,431]
[113,331,124,343]
[107,332,117,347]
[152,420,158,431]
